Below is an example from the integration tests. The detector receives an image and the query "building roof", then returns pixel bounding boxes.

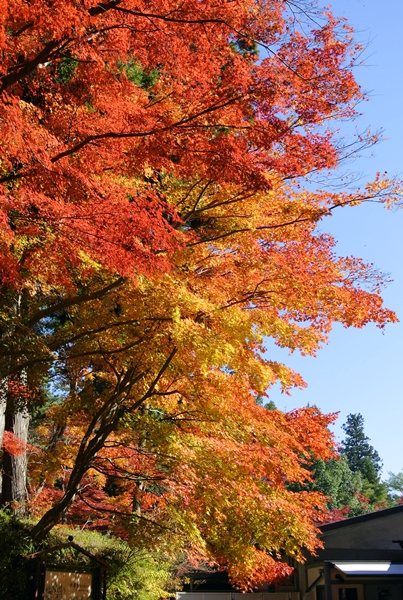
[320,505,403,532]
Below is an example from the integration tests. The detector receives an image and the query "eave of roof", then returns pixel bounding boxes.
[334,561,403,576]
[320,504,403,533]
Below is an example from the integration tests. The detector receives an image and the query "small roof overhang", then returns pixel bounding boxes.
[334,562,403,577]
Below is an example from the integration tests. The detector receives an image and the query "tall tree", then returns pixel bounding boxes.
[0,0,400,586]
[20,167,395,585]
[341,413,387,506]
[341,414,382,474]
[0,0,351,467]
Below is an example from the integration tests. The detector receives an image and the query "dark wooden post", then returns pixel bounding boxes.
[324,561,332,600]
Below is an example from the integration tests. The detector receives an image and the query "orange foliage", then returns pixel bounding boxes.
[0,0,400,589]
[2,430,26,457]
[0,0,368,288]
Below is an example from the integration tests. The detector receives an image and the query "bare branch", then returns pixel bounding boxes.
[50,96,241,162]
[1,39,71,92]
[77,491,173,530]
[26,277,126,328]
[130,347,178,412]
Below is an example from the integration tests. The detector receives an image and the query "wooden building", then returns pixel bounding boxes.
[178,505,403,600]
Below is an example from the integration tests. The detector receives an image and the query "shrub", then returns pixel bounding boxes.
[0,510,174,600]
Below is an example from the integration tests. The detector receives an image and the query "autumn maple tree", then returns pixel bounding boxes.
[0,0,400,589]
[5,175,398,587]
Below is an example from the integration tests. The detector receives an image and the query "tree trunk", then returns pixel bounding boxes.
[0,379,7,502]
[1,392,29,510]
[0,292,30,510]
[30,353,174,541]
[30,483,79,542]
[30,412,120,542]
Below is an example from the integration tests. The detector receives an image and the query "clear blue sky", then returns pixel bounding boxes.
[266,0,403,476]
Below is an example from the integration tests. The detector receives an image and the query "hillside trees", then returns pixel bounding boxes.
[0,0,400,588]
[302,414,389,518]
[386,472,403,503]
[302,414,388,518]
[294,456,369,520]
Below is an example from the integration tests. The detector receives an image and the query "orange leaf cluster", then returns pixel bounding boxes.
[0,0,367,287]
[2,430,27,457]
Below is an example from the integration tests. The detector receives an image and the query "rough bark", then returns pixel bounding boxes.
[0,294,29,508]
[1,374,29,510]
[0,379,7,501]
